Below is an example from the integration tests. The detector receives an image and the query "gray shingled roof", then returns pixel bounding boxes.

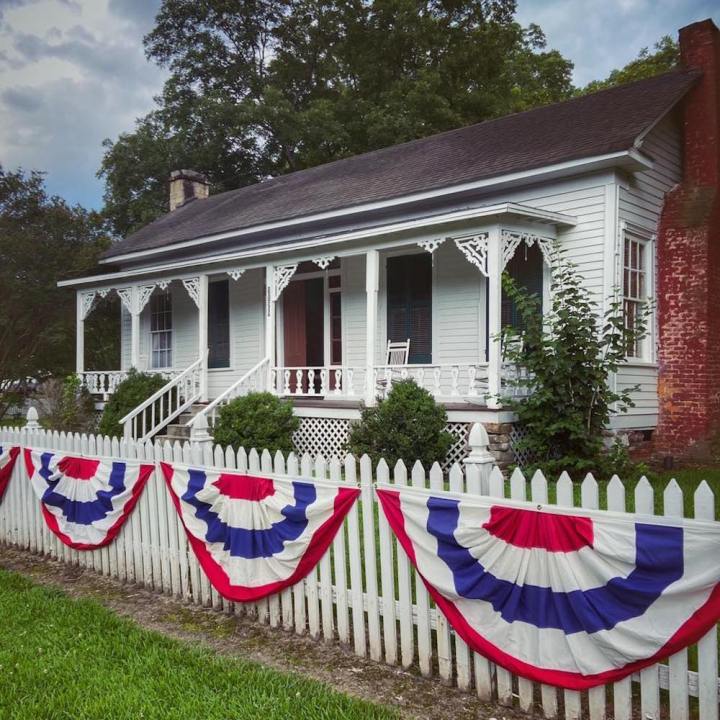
[103,69,699,260]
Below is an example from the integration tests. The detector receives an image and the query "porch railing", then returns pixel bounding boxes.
[79,371,129,397]
[188,356,270,428]
[272,366,360,398]
[120,356,204,441]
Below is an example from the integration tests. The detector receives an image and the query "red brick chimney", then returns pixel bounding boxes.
[655,19,720,461]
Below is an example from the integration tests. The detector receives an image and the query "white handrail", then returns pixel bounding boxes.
[187,356,269,427]
[121,355,205,441]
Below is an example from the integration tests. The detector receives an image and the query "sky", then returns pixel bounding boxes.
[0,0,718,211]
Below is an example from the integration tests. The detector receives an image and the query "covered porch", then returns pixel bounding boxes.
[69,202,575,439]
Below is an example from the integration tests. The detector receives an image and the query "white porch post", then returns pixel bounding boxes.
[198,273,209,402]
[265,264,276,392]
[130,286,141,369]
[487,227,502,409]
[75,291,84,377]
[365,249,379,406]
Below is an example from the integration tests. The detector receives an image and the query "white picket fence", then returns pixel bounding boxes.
[1,419,719,720]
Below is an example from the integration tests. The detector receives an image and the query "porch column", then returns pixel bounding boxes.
[197,274,209,402]
[265,264,276,391]
[487,227,502,409]
[365,249,379,405]
[130,286,141,369]
[75,291,84,376]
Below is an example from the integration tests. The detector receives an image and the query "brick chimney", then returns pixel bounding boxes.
[169,169,209,211]
[655,19,720,461]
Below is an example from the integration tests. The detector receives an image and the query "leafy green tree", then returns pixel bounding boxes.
[100,0,574,236]
[0,167,111,421]
[500,253,650,479]
[347,379,453,468]
[212,392,300,454]
[578,36,679,95]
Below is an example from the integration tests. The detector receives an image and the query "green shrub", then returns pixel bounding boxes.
[98,369,168,438]
[37,375,97,433]
[347,379,453,468]
[501,250,650,479]
[212,392,299,455]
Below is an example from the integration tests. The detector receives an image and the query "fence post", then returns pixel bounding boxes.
[463,423,495,494]
[25,406,40,430]
[189,413,213,451]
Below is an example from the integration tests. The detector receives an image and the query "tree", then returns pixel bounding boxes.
[100,0,574,236]
[0,167,111,420]
[501,252,649,479]
[578,36,679,95]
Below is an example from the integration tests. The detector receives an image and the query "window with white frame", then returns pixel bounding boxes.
[623,233,649,358]
[150,291,172,368]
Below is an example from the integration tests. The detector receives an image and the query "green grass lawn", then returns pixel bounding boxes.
[0,570,398,720]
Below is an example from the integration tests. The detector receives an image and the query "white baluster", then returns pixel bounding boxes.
[295,369,303,395]
[307,368,316,395]
[270,368,277,394]
[433,366,441,396]
[346,368,354,395]
[334,369,342,395]
[451,365,459,396]
[467,365,477,397]
[283,369,291,395]
[320,368,328,395]
[417,367,425,390]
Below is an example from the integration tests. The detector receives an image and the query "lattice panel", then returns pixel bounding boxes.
[293,417,351,459]
[443,422,471,472]
[510,424,533,467]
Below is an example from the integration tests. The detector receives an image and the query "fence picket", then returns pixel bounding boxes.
[557,471,582,720]
[393,459,415,669]
[302,453,320,637]
[330,456,350,644]
[531,470,558,719]
[606,475,632,720]
[344,454,365,655]
[695,481,719,720]
[275,450,294,629]
[411,460,432,677]
[314,455,334,640]
[377,458,398,665]
[360,454,382,661]
[431,461,453,683]
[635,476,660,720]
[289,452,307,635]
[665,478,690,720]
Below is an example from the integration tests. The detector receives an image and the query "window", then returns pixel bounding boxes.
[501,242,544,331]
[329,274,342,365]
[386,254,432,364]
[623,234,648,358]
[150,291,172,369]
[208,280,230,369]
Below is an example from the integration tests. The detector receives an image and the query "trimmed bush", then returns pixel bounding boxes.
[212,392,299,455]
[98,369,168,438]
[346,379,453,468]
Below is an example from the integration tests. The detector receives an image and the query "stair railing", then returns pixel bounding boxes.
[120,354,205,442]
[187,356,269,429]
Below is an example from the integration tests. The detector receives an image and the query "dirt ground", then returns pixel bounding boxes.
[0,546,531,720]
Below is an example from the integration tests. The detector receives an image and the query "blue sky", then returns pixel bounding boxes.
[0,0,718,211]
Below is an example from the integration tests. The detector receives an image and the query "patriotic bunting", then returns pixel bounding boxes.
[161,462,359,602]
[0,446,19,501]
[377,483,720,690]
[24,448,153,549]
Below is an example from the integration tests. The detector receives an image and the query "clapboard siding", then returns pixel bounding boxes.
[341,255,367,370]
[616,115,683,427]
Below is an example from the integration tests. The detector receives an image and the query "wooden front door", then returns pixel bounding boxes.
[282,277,324,393]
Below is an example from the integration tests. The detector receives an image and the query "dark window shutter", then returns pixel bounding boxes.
[208,280,230,369]
[502,244,544,331]
[386,254,432,364]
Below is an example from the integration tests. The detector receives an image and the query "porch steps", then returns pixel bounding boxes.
[154,403,207,445]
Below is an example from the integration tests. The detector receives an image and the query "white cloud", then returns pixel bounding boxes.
[0,0,164,208]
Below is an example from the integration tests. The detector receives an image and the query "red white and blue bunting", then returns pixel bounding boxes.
[161,462,359,602]
[0,446,19,502]
[24,449,153,549]
[376,483,720,690]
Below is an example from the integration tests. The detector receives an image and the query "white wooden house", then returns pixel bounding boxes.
[59,56,711,463]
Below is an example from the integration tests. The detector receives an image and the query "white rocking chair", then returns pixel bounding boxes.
[376,339,410,397]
